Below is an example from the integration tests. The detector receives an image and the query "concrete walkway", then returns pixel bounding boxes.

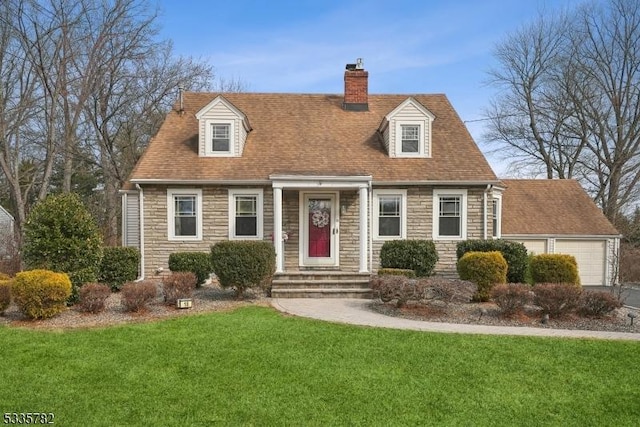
[272,298,640,341]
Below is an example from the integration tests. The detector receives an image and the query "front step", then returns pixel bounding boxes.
[271,272,373,298]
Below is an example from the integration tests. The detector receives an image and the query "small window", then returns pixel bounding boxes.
[373,190,407,240]
[492,196,501,238]
[211,123,230,152]
[433,189,467,240]
[168,189,202,241]
[229,189,263,239]
[401,125,420,153]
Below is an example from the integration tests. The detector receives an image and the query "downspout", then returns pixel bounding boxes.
[135,184,145,280]
[368,181,373,274]
[483,184,493,240]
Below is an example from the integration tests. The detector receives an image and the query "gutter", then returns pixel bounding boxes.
[135,184,145,281]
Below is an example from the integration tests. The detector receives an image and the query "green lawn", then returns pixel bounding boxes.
[1,306,638,426]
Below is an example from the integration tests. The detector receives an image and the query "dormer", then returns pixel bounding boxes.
[378,97,435,158]
[195,95,251,157]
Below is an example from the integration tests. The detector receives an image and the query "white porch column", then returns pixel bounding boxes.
[358,185,369,273]
[273,186,284,273]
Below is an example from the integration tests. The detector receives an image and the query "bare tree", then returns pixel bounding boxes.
[484,0,640,223]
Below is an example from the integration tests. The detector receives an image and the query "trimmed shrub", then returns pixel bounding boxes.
[210,241,276,298]
[0,272,10,281]
[99,247,140,291]
[12,270,72,319]
[491,283,532,316]
[456,239,528,283]
[578,291,622,317]
[379,240,438,277]
[0,280,11,314]
[457,251,508,302]
[78,283,111,314]
[168,252,212,287]
[533,283,582,317]
[530,254,580,285]
[120,281,157,312]
[370,275,414,307]
[162,272,197,305]
[370,275,476,307]
[377,268,416,278]
[23,193,103,294]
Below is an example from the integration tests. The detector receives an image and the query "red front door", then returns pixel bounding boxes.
[308,199,332,257]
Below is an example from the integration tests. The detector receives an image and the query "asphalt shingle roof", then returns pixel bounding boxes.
[501,179,619,236]
[128,92,498,183]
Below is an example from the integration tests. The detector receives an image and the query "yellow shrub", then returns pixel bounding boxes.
[12,270,72,319]
[530,254,580,286]
[0,272,11,281]
[457,251,508,301]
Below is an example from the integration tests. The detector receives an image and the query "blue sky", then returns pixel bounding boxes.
[155,0,590,176]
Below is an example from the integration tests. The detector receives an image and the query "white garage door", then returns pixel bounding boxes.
[517,240,547,255]
[554,240,606,286]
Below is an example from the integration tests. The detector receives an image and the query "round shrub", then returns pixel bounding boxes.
[210,241,276,298]
[490,283,532,316]
[12,270,72,319]
[456,239,528,283]
[99,247,140,291]
[120,281,157,312]
[533,283,582,317]
[0,279,11,314]
[379,240,438,277]
[530,254,580,285]
[23,193,103,293]
[578,291,622,317]
[457,251,507,302]
[168,252,212,287]
[78,283,111,314]
[162,272,197,305]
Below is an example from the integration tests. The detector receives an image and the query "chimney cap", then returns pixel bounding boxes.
[345,58,364,71]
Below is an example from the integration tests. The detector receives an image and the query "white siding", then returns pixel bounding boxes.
[198,102,245,156]
[555,240,606,286]
[383,98,434,158]
[0,206,14,257]
[123,193,140,248]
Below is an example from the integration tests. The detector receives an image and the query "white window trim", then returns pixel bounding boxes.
[228,189,264,240]
[394,120,427,158]
[492,194,502,239]
[167,188,203,241]
[432,189,467,240]
[373,189,407,240]
[204,119,235,156]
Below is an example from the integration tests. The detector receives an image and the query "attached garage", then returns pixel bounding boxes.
[500,179,620,287]
[554,240,606,286]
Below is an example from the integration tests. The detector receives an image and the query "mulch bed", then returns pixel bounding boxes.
[0,282,268,331]
[370,299,640,333]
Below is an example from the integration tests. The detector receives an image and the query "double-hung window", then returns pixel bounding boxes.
[168,189,202,240]
[401,124,420,153]
[373,190,407,240]
[229,189,263,239]
[433,189,467,240]
[211,123,230,152]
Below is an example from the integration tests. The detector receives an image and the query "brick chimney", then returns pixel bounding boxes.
[343,58,368,111]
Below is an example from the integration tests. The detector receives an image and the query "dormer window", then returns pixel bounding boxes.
[211,123,230,152]
[401,124,420,153]
[195,95,251,158]
[379,97,434,158]
[203,119,235,156]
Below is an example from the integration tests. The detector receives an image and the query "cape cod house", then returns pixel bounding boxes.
[121,60,620,295]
